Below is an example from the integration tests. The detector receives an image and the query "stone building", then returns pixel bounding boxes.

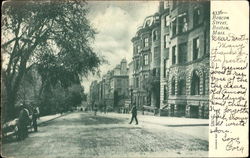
[89,80,99,109]
[131,13,161,110]
[90,1,210,118]
[159,1,210,118]
[128,61,134,104]
[110,59,129,110]
[90,59,129,111]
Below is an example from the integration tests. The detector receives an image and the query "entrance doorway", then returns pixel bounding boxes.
[170,104,175,116]
[178,104,186,117]
[190,105,199,118]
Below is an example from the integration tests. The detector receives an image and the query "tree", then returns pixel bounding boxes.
[2,0,101,121]
[142,71,160,107]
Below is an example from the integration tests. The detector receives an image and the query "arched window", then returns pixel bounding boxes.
[171,78,176,95]
[191,71,200,95]
[153,30,158,41]
[178,79,186,95]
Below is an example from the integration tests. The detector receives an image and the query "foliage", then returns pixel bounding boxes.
[142,72,160,92]
[2,0,101,121]
[39,83,84,115]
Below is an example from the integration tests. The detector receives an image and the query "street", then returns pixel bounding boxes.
[2,112,208,157]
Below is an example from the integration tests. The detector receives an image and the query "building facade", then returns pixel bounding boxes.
[90,1,210,118]
[131,13,161,110]
[89,59,130,111]
[159,1,210,118]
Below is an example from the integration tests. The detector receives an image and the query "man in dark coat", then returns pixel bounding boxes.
[129,105,138,125]
[32,105,39,132]
[18,104,30,140]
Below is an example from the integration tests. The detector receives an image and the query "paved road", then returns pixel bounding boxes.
[2,112,208,157]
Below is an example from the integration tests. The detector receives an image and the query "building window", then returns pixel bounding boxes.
[178,14,188,34]
[165,16,169,26]
[163,59,167,78]
[154,15,160,21]
[152,68,156,76]
[145,20,150,27]
[164,1,170,9]
[172,18,177,36]
[193,8,200,27]
[178,79,186,95]
[178,42,187,64]
[164,35,168,48]
[117,88,122,95]
[171,78,176,95]
[144,38,149,47]
[136,59,140,70]
[143,74,148,79]
[165,16,170,34]
[165,48,170,58]
[172,46,176,64]
[193,37,199,60]
[153,30,158,41]
[191,71,200,95]
[172,1,177,9]
[136,77,139,88]
[144,54,149,65]
[117,79,121,85]
[154,46,160,59]
[137,45,140,53]
[164,85,167,100]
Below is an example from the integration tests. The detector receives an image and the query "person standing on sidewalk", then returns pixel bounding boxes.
[32,105,39,132]
[17,104,30,140]
[93,103,97,116]
[129,104,138,125]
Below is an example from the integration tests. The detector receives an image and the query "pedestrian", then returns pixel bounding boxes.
[129,104,138,125]
[32,105,39,132]
[17,104,30,140]
[94,103,97,116]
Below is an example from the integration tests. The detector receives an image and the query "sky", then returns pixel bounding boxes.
[82,1,159,93]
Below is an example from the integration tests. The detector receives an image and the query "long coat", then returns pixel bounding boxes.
[131,106,137,116]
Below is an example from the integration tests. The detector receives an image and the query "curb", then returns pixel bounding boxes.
[37,112,70,126]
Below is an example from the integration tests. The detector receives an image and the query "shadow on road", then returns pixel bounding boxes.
[40,113,126,126]
[81,115,126,125]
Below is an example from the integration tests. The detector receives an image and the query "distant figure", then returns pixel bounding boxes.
[129,105,138,125]
[32,105,39,132]
[94,104,97,116]
[104,102,107,114]
[18,104,30,140]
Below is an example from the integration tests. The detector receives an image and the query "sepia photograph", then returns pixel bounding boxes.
[1,0,211,157]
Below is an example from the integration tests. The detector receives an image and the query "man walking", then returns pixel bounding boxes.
[129,104,138,125]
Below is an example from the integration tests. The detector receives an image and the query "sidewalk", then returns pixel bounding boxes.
[103,112,208,125]
[99,112,209,141]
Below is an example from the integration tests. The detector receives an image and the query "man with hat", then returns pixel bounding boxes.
[129,103,138,125]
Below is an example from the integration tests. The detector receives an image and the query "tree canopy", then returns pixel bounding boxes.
[2,0,101,121]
